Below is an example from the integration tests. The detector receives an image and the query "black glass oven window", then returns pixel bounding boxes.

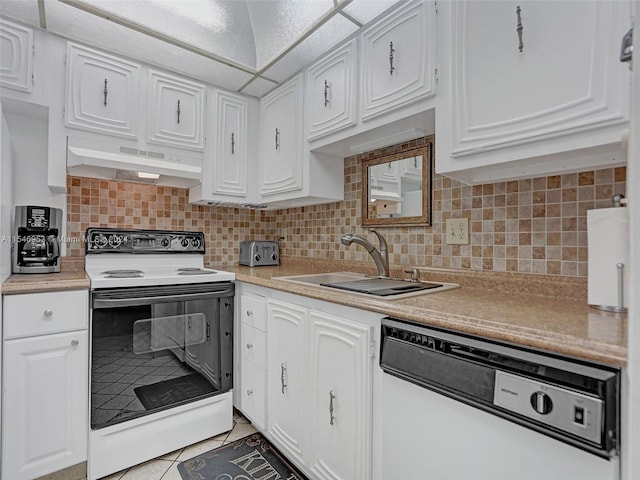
[91,296,231,429]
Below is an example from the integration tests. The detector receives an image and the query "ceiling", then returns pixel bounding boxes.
[0,0,401,97]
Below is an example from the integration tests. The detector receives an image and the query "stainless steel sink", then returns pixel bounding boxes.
[273,272,459,299]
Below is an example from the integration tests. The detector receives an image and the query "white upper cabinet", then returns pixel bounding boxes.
[359,0,436,122]
[211,89,248,196]
[65,42,140,140]
[147,69,205,151]
[0,19,33,93]
[306,38,358,141]
[435,0,631,184]
[259,73,304,197]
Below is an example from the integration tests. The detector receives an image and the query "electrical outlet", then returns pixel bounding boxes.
[446,218,469,244]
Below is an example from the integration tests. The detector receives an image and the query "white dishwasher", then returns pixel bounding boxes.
[380,318,620,480]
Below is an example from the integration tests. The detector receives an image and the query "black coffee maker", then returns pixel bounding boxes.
[13,206,62,273]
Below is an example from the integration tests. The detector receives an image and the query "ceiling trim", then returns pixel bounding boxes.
[238,0,356,94]
[339,10,363,28]
[57,0,258,76]
[37,0,47,29]
[54,0,364,96]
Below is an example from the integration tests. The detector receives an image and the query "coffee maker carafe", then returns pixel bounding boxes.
[13,206,62,273]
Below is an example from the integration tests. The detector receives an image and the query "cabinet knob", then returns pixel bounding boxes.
[246,343,253,349]
[246,309,253,317]
[71,339,79,347]
[43,309,53,318]
[247,389,253,396]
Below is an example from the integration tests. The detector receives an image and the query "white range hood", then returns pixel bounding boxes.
[67,137,201,188]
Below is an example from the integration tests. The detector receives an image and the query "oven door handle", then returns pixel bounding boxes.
[93,290,233,308]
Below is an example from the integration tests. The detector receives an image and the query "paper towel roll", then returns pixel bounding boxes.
[587,207,629,309]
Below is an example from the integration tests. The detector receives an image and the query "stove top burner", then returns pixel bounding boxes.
[101,269,144,279]
[178,269,217,276]
[101,269,144,275]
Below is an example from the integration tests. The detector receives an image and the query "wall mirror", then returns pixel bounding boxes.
[362,142,432,227]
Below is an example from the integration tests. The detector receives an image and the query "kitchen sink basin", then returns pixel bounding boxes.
[274,272,459,299]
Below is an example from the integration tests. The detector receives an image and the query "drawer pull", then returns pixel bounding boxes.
[71,339,79,347]
[43,309,53,318]
[281,362,287,394]
[329,390,336,425]
[516,5,524,53]
[246,343,253,349]
[389,41,395,75]
[246,309,253,317]
[324,79,330,107]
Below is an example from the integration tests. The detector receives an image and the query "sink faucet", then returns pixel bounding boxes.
[341,228,389,277]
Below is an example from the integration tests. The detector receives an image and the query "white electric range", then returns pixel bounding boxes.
[84,228,235,480]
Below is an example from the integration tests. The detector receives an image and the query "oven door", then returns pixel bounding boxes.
[90,282,234,429]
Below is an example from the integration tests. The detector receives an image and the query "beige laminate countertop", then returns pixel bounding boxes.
[220,262,627,367]
[2,259,626,366]
[1,269,90,294]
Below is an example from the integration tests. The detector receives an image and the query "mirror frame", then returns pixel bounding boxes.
[361,141,432,227]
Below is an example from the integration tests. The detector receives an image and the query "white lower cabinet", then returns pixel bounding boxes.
[261,296,375,479]
[267,299,309,468]
[2,290,89,480]
[236,284,379,480]
[308,310,373,480]
[238,293,268,429]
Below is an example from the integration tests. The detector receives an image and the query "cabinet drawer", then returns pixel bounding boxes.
[240,361,266,430]
[241,322,266,367]
[3,290,89,339]
[240,293,267,331]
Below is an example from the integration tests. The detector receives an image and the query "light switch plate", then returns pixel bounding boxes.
[446,218,469,244]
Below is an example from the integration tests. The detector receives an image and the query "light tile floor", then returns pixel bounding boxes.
[37,410,257,480]
[99,410,257,480]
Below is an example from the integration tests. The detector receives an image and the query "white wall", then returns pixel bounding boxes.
[2,105,66,253]
[622,2,639,479]
[0,103,14,282]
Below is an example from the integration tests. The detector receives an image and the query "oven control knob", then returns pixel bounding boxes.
[94,234,108,249]
[191,238,201,248]
[181,238,189,248]
[530,391,553,415]
[161,237,170,247]
[254,254,261,262]
[271,253,278,261]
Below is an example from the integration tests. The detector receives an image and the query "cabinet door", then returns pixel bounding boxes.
[267,299,308,468]
[448,0,629,157]
[147,69,205,151]
[212,90,248,196]
[306,39,357,141]
[0,19,33,93]
[2,331,88,480]
[308,312,373,480]
[360,0,436,121]
[240,322,267,430]
[65,42,140,139]
[259,74,303,197]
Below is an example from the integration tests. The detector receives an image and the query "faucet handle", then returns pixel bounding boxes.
[404,268,421,282]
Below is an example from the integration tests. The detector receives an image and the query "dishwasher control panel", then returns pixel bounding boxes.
[494,370,603,445]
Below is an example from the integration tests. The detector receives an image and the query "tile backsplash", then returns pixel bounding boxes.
[66,147,626,278]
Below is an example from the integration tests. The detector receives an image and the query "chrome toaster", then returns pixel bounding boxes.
[239,240,280,267]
